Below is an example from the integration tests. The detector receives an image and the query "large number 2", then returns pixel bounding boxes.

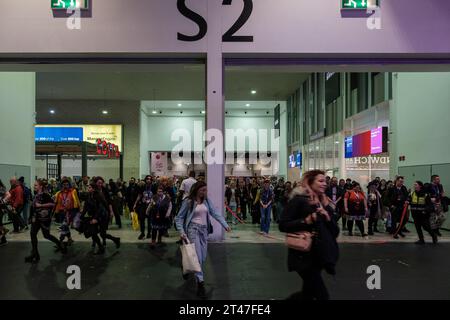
[177,0,253,42]
[222,0,253,42]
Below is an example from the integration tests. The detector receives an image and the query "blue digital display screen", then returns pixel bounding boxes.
[344,136,353,158]
[296,152,302,167]
[35,127,83,142]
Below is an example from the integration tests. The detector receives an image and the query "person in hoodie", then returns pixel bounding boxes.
[279,170,339,300]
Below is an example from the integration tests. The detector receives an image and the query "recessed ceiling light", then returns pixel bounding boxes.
[178,103,182,107]
[102,110,108,115]
[246,104,250,107]
[49,109,55,114]
[201,111,206,114]
[251,90,257,94]
[152,110,157,114]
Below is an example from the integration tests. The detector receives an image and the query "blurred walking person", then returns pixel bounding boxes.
[279,170,339,300]
[25,179,66,263]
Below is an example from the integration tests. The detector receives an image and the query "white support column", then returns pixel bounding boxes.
[0,72,35,185]
[206,0,225,241]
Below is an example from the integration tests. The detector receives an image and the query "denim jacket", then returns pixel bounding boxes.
[175,198,229,237]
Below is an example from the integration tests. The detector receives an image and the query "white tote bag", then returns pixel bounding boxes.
[180,238,202,274]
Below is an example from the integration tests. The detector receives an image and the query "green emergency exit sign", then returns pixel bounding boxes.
[341,0,379,10]
[51,0,88,10]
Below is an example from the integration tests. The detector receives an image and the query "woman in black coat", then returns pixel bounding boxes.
[82,183,120,254]
[279,170,339,300]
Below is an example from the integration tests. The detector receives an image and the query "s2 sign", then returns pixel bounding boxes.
[177,0,254,42]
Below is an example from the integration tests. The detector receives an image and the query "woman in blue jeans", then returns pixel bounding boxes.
[176,181,231,299]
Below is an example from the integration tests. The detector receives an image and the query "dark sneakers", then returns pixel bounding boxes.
[197,282,207,299]
[415,239,425,245]
[138,233,145,240]
[432,233,438,244]
[55,242,68,254]
[94,246,105,255]
[114,238,121,249]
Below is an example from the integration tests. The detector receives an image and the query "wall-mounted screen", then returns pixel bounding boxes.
[289,154,296,168]
[345,127,388,158]
[296,152,302,167]
[35,124,123,152]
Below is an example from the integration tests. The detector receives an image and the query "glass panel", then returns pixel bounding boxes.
[372,72,385,106]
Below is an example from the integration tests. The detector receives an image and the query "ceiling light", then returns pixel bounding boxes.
[49,109,55,114]
[102,110,108,115]
[251,90,257,94]
[152,110,157,114]
[178,103,182,107]
[201,111,206,114]
[246,104,250,107]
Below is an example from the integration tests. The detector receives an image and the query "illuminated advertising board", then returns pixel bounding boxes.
[345,127,388,158]
[35,124,123,158]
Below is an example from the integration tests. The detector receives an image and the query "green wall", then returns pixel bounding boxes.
[0,72,35,186]
[391,72,450,191]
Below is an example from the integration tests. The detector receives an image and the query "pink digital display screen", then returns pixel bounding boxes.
[370,127,383,154]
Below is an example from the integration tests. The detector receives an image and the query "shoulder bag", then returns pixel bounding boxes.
[285,231,313,252]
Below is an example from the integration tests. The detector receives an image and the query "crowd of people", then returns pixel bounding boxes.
[0,171,447,299]
[224,174,447,244]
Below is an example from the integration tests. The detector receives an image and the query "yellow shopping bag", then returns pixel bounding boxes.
[131,211,140,231]
[124,205,130,220]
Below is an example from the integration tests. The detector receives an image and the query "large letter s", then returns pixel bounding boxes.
[177,0,207,41]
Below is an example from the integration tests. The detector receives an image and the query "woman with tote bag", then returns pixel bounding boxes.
[175,181,231,299]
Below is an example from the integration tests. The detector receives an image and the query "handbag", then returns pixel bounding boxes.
[180,238,202,274]
[285,231,313,252]
[131,211,140,231]
[72,212,82,230]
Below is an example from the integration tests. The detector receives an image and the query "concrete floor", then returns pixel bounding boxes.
[1,233,449,300]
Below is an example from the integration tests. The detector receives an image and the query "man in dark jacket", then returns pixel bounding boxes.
[126,177,139,214]
[408,181,437,244]
[235,178,249,221]
[273,179,286,223]
[388,176,409,238]
[325,177,346,225]
[429,175,446,236]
